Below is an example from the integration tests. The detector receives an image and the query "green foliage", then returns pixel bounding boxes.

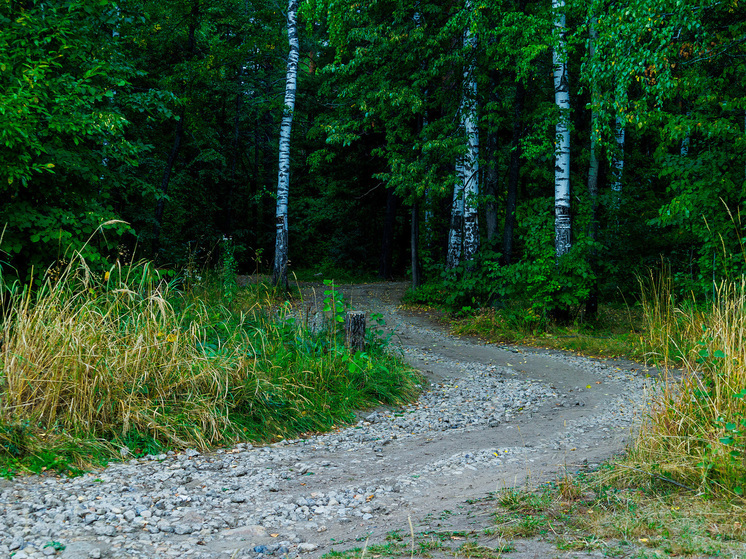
[439,248,503,316]
[0,1,162,279]
[485,198,597,322]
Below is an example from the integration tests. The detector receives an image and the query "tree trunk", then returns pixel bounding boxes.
[552,0,571,260]
[344,311,366,353]
[503,80,524,266]
[153,116,184,256]
[411,201,421,289]
[585,17,600,319]
[272,0,300,290]
[446,180,464,269]
[461,0,479,264]
[379,189,398,279]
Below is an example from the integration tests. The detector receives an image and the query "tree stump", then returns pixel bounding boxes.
[344,311,366,353]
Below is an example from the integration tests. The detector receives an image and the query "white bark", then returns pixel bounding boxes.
[272,0,299,289]
[552,0,571,259]
[447,2,479,268]
[447,170,465,269]
[461,0,479,264]
[610,114,625,205]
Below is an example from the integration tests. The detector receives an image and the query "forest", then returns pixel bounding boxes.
[2,0,745,316]
[5,1,746,529]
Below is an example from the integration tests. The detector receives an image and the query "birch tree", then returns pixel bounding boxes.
[447,171,465,269]
[610,115,625,209]
[552,0,571,259]
[447,2,479,268]
[272,0,300,290]
[461,0,480,264]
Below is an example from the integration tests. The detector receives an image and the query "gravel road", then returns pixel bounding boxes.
[0,282,656,559]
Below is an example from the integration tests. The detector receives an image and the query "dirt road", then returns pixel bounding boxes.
[278,281,655,558]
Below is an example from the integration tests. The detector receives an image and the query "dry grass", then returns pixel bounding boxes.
[1,259,264,451]
[0,255,420,472]
[632,271,746,495]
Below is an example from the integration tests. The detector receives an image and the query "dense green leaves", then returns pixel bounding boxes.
[1,0,744,312]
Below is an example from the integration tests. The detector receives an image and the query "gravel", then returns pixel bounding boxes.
[0,289,654,559]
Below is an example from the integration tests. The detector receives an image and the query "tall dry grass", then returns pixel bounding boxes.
[630,271,746,494]
[0,255,420,470]
[1,259,265,450]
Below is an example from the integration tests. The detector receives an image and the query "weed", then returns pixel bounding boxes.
[456,541,512,558]
[631,270,746,495]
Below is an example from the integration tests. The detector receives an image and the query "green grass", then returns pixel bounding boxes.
[489,469,746,558]
[446,302,646,361]
[0,255,421,475]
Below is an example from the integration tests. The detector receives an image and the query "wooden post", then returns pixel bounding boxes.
[345,311,366,352]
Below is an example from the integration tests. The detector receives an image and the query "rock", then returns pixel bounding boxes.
[222,525,269,538]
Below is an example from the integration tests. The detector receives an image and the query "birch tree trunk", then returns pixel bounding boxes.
[272,0,299,290]
[552,0,571,259]
[461,0,480,264]
[610,114,625,209]
[447,171,464,269]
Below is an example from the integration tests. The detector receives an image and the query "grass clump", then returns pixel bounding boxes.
[626,271,746,496]
[0,255,421,475]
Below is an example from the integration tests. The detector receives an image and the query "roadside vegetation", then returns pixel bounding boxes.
[0,252,421,478]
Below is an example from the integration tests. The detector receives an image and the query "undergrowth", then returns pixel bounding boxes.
[0,255,421,476]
